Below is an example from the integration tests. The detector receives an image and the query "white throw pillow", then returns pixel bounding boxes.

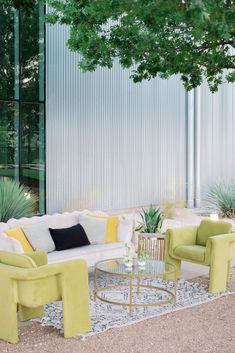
[78,214,107,244]
[23,223,56,253]
[117,214,134,243]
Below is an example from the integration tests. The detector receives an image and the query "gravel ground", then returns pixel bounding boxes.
[1,270,235,353]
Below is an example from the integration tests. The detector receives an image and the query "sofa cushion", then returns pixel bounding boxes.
[47,242,126,267]
[0,251,36,268]
[4,227,34,253]
[86,214,118,243]
[82,212,134,243]
[23,223,56,253]
[196,220,232,246]
[7,212,80,230]
[117,214,134,242]
[49,223,90,251]
[78,215,107,244]
[174,245,206,263]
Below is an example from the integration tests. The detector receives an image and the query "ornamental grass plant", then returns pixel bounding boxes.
[204,181,235,218]
[0,177,38,222]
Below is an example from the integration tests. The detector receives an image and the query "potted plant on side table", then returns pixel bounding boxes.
[135,205,165,262]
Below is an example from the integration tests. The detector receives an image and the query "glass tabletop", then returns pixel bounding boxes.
[95,258,175,277]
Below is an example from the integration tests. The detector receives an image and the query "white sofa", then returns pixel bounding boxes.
[0,211,134,267]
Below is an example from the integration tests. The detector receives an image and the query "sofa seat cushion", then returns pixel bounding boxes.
[174,245,206,263]
[47,242,126,267]
[196,220,232,246]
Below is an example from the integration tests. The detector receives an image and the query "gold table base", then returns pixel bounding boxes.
[94,270,177,315]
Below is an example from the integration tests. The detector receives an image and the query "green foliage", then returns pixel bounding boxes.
[138,245,151,261]
[204,181,235,218]
[0,178,38,222]
[47,0,235,92]
[136,205,164,233]
[10,0,37,12]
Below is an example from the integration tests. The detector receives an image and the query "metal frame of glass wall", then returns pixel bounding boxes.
[0,2,45,214]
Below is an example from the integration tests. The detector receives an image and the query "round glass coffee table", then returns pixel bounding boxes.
[94,258,176,315]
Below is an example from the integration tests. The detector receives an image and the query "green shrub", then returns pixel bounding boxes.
[0,177,38,222]
[135,205,164,233]
[204,181,235,218]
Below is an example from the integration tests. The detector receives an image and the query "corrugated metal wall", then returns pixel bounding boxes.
[200,82,235,196]
[46,24,186,213]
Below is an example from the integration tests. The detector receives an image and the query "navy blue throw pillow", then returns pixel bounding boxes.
[49,223,90,251]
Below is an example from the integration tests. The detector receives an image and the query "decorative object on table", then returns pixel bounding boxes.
[165,219,235,293]
[135,205,164,234]
[123,256,133,267]
[137,245,150,266]
[37,273,231,337]
[0,177,38,222]
[124,241,132,256]
[204,180,235,218]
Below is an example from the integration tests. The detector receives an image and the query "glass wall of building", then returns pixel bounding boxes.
[0,2,45,214]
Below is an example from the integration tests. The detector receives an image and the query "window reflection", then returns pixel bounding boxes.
[0,102,19,178]
[0,2,45,214]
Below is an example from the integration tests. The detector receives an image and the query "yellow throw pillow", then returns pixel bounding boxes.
[87,214,118,243]
[4,227,34,253]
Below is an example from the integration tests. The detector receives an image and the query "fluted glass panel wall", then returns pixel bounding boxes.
[200,82,235,196]
[46,24,186,213]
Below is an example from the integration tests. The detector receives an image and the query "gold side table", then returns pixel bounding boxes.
[138,233,165,261]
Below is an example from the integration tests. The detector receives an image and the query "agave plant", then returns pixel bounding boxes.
[204,181,235,218]
[0,177,38,222]
[135,205,164,233]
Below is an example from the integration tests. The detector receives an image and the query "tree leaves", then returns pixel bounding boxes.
[11,0,235,92]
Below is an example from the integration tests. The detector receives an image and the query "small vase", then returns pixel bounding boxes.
[137,260,146,267]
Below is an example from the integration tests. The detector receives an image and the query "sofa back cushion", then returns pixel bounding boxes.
[85,214,118,243]
[80,212,134,243]
[7,212,81,230]
[196,220,232,246]
[4,227,34,253]
[49,223,90,251]
[78,215,107,244]
[117,215,134,242]
[23,223,55,253]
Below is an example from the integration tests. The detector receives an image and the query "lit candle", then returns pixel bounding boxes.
[210,213,219,221]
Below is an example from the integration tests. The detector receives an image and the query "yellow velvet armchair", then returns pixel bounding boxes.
[0,251,91,343]
[164,220,235,293]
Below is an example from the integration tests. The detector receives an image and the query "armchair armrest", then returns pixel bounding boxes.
[208,233,235,245]
[0,259,88,281]
[166,226,198,257]
[25,251,48,266]
[207,232,235,259]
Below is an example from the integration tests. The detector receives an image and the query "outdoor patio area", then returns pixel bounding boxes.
[1,1,235,353]
[0,210,234,353]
